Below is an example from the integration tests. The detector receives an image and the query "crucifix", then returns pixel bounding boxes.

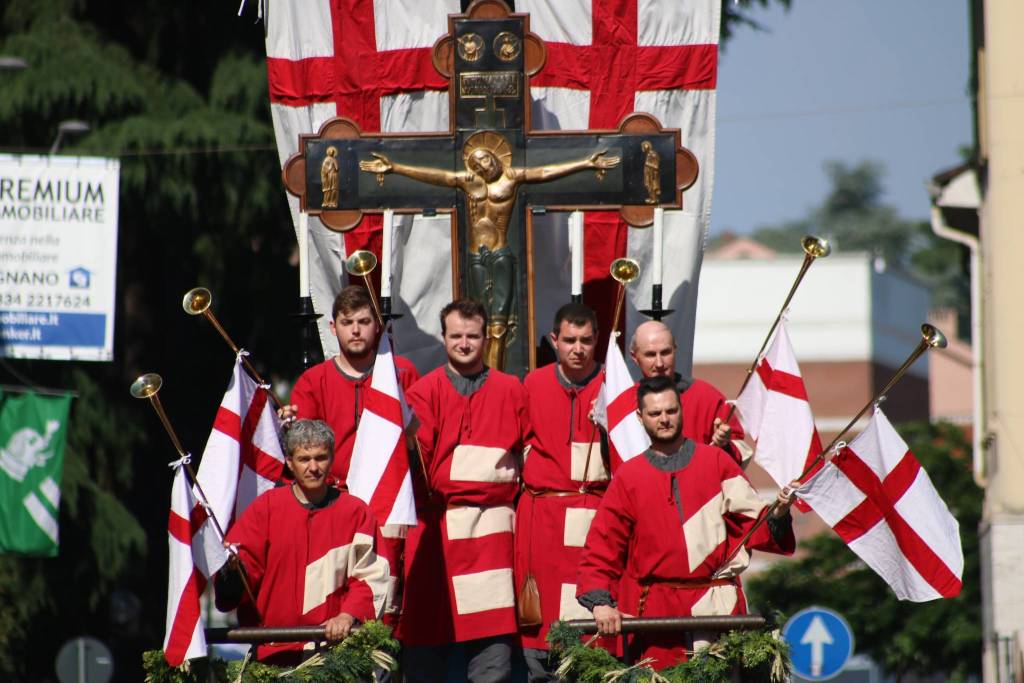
[282,0,698,375]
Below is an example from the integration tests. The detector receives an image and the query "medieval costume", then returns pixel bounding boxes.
[515,363,607,665]
[576,441,794,668]
[399,366,529,683]
[216,486,390,664]
[289,355,419,484]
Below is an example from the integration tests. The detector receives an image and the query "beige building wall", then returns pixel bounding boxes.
[979,0,1024,679]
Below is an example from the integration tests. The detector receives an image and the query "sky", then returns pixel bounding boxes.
[712,0,973,235]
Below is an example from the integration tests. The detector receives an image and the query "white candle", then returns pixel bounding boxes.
[381,209,394,299]
[652,207,664,287]
[298,211,310,297]
[570,211,583,296]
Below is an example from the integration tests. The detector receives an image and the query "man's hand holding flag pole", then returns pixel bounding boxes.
[717,323,949,574]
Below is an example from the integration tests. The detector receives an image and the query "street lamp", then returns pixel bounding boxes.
[50,120,90,154]
[0,56,28,71]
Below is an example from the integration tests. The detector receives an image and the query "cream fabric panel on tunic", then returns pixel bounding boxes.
[452,568,516,615]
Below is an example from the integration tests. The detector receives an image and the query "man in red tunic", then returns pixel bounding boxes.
[576,376,797,669]
[630,320,745,464]
[515,303,607,681]
[399,299,529,683]
[279,285,420,485]
[214,419,391,664]
[279,286,419,618]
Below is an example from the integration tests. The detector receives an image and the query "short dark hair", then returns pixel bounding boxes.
[440,298,488,335]
[332,285,374,321]
[637,375,679,409]
[552,302,598,335]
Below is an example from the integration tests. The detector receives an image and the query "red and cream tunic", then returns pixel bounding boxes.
[399,367,528,645]
[576,442,795,668]
[222,486,391,663]
[289,355,420,484]
[516,363,607,650]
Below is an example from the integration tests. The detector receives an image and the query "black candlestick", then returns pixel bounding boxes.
[638,284,674,321]
[292,296,324,370]
[381,295,404,323]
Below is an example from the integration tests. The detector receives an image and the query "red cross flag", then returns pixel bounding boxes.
[734,319,823,490]
[163,466,213,666]
[594,335,650,463]
[796,410,963,601]
[347,332,418,527]
[162,357,286,664]
[262,0,718,371]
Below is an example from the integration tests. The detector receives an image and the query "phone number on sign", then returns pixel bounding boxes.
[0,293,93,309]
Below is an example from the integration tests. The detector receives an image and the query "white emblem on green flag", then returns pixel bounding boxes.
[0,391,72,557]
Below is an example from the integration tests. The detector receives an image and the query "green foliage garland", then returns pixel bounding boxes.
[546,621,790,683]
[142,621,399,683]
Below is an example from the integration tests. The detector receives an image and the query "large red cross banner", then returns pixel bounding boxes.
[262,0,718,372]
[796,409,964,602]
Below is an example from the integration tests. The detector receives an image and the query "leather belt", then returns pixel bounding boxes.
[641,577,735,590]
[524,486,601,498]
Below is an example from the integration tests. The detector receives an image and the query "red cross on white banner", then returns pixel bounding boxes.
[262,0,718,370]
[796,409,963,602]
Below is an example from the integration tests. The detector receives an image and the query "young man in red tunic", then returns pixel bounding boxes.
[214,419,391,664]
[515,303,607,681]
[279,285,420,485]
[630,320,745,464]
[399,299,529,683]
[576,376,797,669]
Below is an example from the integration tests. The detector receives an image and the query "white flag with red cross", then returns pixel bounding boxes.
[796,409,963,601]
[260,0,718,372]
[347,332,418,526]
[193,355,286,569]
[162,466,212,666]
[594,335,650,463]
[734,319,824,491]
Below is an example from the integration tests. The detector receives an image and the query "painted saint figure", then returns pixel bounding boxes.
[321,146,340,208]
[642,140,660,204]
[359,132,620,370]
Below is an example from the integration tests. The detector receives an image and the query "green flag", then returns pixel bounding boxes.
[0,391,72,557]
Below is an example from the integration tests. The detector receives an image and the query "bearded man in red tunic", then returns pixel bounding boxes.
[515,302,608,681]
[214,419,391,664]
[630,320,745,464]
[278,285,420,619]
[576,376,797,669]
[399,299,529,683]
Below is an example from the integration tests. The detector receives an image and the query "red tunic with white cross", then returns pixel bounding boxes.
[576,443,794,668]
[398,366,528,646]
[223,486,391,664]
[515,363,608,650]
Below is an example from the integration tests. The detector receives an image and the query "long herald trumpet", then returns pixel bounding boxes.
[182,287,283,410]
[344,250,385,328]
[130,372,263,620]
[579,258,641,493]
[716,323,948,571]
[723,235,830,425]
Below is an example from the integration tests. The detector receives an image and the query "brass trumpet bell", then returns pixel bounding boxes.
[610,258,640,284]
[345,250,378,277]
[130,373,163,399]
[921,324,948,349]
[801,235,831,259]
[183,287,213,316]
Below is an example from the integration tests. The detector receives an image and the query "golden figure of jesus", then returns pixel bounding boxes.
[359,131,620,369]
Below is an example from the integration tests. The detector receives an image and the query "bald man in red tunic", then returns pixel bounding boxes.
[399,299,529,683]
[515,303,609,681]
[576,376,797,669]
[630,321,745,464]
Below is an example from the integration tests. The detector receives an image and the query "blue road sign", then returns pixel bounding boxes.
[783,606,854,681]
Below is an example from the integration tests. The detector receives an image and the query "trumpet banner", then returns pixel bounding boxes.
[261,0,718,372]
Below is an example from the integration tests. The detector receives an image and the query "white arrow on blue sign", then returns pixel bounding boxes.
[782,606,854,681]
